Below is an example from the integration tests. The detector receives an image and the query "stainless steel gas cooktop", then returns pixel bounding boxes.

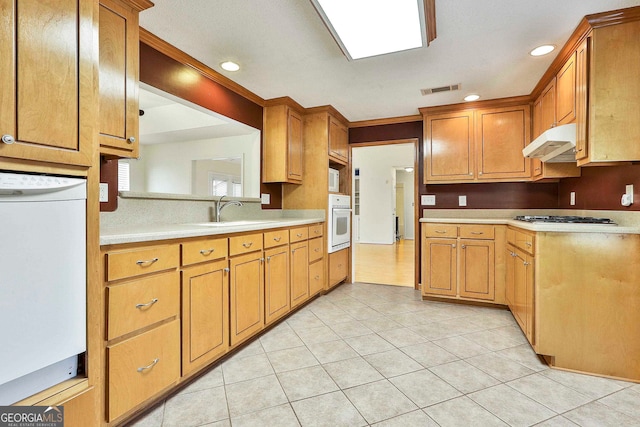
[514,215,616,224]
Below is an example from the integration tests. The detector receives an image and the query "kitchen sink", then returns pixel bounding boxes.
[190,220,275,227]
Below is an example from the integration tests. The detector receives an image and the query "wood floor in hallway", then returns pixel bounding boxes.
[353,239,415,287]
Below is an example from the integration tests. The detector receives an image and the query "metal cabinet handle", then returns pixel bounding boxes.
[435,230,447,234]
[314,230,320,234]
[577,148,583,152]
[242,242,253,248]
[470,232,483,235]
[292,248,296,254]
[273,237,281,242]
[452,244,456,249]
[224,267,230,273]
[136,258,158,266]
[478,172,483,175]
[200,248,215,255]
[523,261,530,266]
[135,298,158,309]
[314,275,320,280]
[525,242,532,247]
[127,136,136,144]
[266,256,271,262]
[260,258,265,263]
[1,134,15,144]
[314,248,320,252]
[137,358,159,372]
[296,233,303,237]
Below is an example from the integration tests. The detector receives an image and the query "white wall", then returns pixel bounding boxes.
[128,133,260,197]
[352,144,414,244]
[396,170,415,240]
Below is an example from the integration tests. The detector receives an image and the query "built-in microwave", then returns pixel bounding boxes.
[329,168,339,192]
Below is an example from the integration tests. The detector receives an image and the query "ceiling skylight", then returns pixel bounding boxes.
[310,0,426,60]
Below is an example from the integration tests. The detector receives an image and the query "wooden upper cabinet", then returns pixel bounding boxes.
[556,52,576,126]
[476,105,531,180]
[328,115,349,164]
[424,111,474,182]
[575,37,589,162]
[263,100,304,184]
[539,78,556,134]
[99,0,151,158]
[0,0,94,167]
[577,21,640,165]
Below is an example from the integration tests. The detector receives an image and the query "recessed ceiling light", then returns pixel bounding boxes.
[530,45,556,57]
[220,61,240,72]
[404,167,414,172]
[464,94,480,102]
[310,0,426,60]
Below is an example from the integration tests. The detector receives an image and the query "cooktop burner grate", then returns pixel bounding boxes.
[514,215,616,224]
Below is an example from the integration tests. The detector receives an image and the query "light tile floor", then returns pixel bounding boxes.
[128,283,640,427]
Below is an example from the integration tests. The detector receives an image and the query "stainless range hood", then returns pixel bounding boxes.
[522,123,576,163]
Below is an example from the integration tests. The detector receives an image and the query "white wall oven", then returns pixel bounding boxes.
[328,194,351,253]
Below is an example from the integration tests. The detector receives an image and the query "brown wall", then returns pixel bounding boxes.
[350,121,559,210]
[558,163,640,211]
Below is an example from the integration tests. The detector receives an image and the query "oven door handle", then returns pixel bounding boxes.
[332,208,352,213]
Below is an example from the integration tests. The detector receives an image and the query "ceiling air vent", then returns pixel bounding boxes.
[421,83,461,96]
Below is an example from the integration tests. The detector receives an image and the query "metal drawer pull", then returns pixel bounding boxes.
[523,261,530,266]
[296,233,303,237]
[314,248,320,252]
[525,242,532,246]
[1,134,15,144]
[435,230,447,234]
[273,237,281,242]
[452,244,456,248]
[461,244,466,249]
[127,136,136,143]
[314,230,320,234]
[470,232,484,235]
[136,258,158,266]
[135,298,158,309]
[224,267,230,273]
[315,275,320,280]
[242,242,253,248]
[267,256,271,262]
[137,358,159,372]
[200,248,215,255]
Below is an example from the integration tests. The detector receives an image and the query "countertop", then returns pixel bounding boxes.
[100,218,324,246]
[419,217,640,234]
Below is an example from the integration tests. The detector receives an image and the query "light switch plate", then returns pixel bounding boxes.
[421,195,436,206]
[570,192,576,206]
[261,193,271,205]
[458,195,467,206]
[99,183,109,202]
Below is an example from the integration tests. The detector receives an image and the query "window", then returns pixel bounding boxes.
[209,173,241,197]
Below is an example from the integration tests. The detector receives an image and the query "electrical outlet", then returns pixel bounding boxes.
[261,193,271,205]
[421,195,436,206]
[570,192,575,206]
[99,183,108,202]
[458,195,467,206]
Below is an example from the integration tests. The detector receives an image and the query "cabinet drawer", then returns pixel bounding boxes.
[229,233,263,256]
[290,226,309,243]
[424,224,458,238]
[107,271,180,340]
[509,228,535,254]
[459,225,495,240]
[309,259,325,296]
[107,320,180,421]
[182,238,228,266]
[264,229,290,249]
[309,224,323,238]
[308,237,324,262]
[106,245,179,282]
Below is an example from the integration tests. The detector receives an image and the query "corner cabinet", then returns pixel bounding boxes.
[0,0,95,167]
[98,0,152,158]
[423,103,531,183]
[328,115,349,164]
[421,223,505,304]
[505,228,535,345]
[263,98,305,184]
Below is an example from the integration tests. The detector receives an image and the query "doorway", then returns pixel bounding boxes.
[351,140,418,288]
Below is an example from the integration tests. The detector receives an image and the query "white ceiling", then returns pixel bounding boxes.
[139,0,640,122]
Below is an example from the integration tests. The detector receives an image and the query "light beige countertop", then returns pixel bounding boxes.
[419,217,640,234]
[100,218,324,246]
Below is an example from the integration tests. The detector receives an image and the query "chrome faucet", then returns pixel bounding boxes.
[215,196,243,222]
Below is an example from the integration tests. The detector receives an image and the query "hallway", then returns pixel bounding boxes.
[354,240,415,287]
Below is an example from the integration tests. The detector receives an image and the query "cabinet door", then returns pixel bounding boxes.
[459,239,495,301]
[287,108,303,181]
[328,248,349,288]
[328,116,348,164]
[264,246,290,325]
[556,52,576,126]
[0,0,93,166]
[524,252,535,345]
[309,259,325,297]
[531,98,544,178]
[424,111,474,182]
[290,241,309,308]
[99,0,140,157]
[540,78,556,131]
[181,260,229,375]
[476,105,531,180]
[422,238,457,297]
[229,252,264,346]
[575,37,590,162]
[512,249,528,336]
[505,247,516,308]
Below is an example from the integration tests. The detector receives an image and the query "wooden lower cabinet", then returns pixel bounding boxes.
[181,259,229,376]
[107,320,180,421]
[229,251,265,347]
[422,238,457,296]
[328,248,349,288]
[290,241,309,308]
[264,245,290,325]
[506,228,535,345]
[459,239,495,301]
[309,259,325,297]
